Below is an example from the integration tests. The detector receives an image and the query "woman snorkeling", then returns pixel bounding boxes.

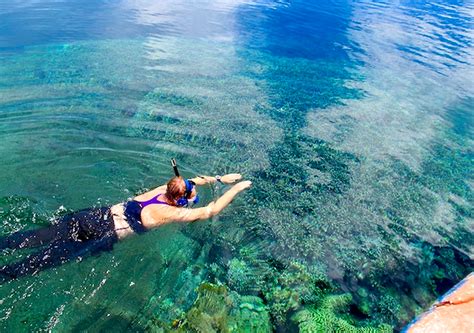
[0,161,251,283]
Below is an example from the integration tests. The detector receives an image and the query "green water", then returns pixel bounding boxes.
[1,1,473,332]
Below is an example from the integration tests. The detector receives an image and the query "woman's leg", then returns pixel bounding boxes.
[0,208,98,250]
[0,207,112,250]
[0,233,117,283]
[0,223,67,250]
[0,240,80,282]
[0,207,118,283]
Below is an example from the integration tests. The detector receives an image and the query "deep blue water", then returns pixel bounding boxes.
[0,0,473,331]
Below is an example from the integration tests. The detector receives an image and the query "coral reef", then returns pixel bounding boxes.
[292,293,392,333]
[228,295,271,333]
[262,261,332,327]
[176,283,231,332]
[152,282,272,333]
[226,258,259,294]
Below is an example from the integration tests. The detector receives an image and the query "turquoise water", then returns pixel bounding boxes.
[0,0,473,331]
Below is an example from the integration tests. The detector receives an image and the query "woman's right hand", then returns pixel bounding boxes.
[221,173,242,184]
[233,180,252,192]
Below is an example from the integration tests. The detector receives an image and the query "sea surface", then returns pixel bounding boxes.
[0,0,472,331]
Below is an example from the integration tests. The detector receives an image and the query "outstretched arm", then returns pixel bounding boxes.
[166,180,252,223]
[189,173,242,186]
[134,174,242,201]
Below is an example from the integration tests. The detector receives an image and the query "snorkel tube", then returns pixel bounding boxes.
[171,158,180,177]
[170,158,199,207]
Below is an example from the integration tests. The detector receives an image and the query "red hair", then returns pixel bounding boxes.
[166,176,186,201]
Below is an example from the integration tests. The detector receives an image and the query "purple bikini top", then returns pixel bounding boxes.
[137,194,170,208]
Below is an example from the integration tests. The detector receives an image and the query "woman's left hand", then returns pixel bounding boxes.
[221,173,242,184]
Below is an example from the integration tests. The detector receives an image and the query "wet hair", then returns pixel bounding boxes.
[166,176,186,201]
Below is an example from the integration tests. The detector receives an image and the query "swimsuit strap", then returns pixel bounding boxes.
[136,194,171,209]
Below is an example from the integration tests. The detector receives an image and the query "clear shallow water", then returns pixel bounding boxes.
[0,0,472,331]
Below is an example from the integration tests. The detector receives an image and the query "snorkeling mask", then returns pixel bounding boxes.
[176,179,199,207]
[171,158,200,207]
